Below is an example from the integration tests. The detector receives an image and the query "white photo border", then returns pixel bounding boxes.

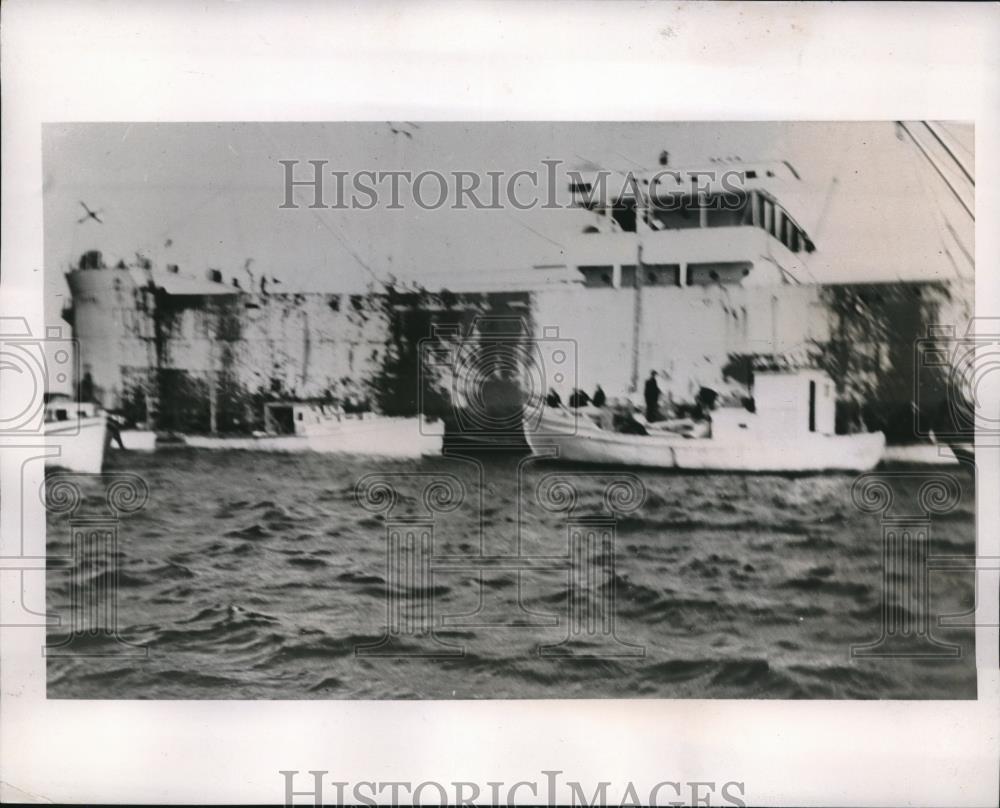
[1,1,997,805]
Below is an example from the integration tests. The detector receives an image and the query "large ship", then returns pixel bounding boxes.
[57,134,971,468]
[523,156,887,472]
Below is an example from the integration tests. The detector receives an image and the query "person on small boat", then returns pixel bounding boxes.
[695,386,718,420]
[644,371,662,422]
[592,385,607,408]
[568,388,591,408]
[545,388,562,408]
[106,411,126,450]
[613,401,648,435]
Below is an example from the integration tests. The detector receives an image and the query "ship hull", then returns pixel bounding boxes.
[182,417,443,458]
[526,410,885,473]
[45,415,108,474]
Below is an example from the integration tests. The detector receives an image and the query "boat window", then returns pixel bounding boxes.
[648,197,701,230]
[686,262,752,286]
[578,265,615,288]
[642,264,681,286]
[610,204,637,232]
[702,192,749,227]
[620,265,637,288]
[266,405,295,435]
[56,409,68,421]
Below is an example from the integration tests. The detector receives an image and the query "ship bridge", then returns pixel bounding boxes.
[567,158,816,288]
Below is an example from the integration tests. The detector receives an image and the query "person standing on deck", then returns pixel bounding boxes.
[644,371,662,423]
[106,412,126,450]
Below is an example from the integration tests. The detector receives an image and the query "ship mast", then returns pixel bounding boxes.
[630,241,643,392]
[629,190,648,393]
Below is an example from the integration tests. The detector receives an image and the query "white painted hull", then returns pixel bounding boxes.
[45,415,107,474]
[182,417,443,458]
[112,429,157,451]
[526,410,885,473]
[883,443,959,465]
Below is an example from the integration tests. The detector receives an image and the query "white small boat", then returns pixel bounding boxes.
[883,442,959,466]
[526,370,886,473]
[947,441,975,466]
[182,402,443,458]
[881,430,974,467]
[44,398,107,473]
[114,429,157,451]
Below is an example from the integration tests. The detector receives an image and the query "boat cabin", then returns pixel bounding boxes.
[44,395,100,423]
[712,369,837,439]
[263,400,373,436]
[264,402,325,435]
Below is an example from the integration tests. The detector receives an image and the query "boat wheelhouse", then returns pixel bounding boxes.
[44,395,108,473]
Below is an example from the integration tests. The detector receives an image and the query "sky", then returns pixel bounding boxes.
[43,121,974,321]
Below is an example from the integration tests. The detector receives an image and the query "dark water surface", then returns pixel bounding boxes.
[47,449,977,698]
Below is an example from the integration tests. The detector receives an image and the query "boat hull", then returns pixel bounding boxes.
[182,417,443,458]
[45,415,108,473]
[526,411,885,473]
[882,443,959,465]
[111,429,158,451]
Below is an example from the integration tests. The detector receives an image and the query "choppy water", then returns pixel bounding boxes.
[47,449,977,699]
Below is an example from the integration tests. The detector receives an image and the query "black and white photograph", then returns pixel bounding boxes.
[2,3,997,806]
[39,120,978,699]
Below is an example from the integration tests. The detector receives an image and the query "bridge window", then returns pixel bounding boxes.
[687,262,752,286]
[578,265,614,288]
[641,264,680,286]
